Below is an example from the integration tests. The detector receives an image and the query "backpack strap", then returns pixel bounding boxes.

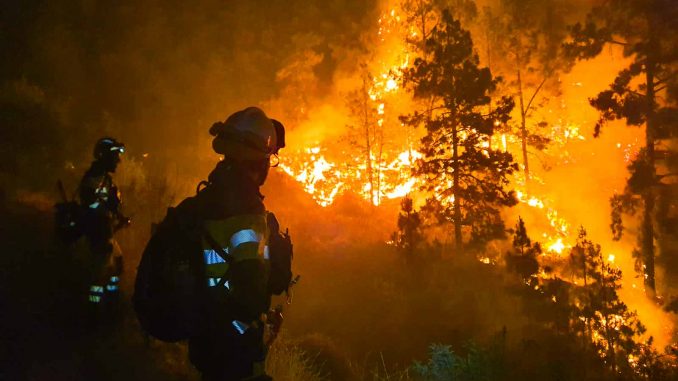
[202,227,232,289]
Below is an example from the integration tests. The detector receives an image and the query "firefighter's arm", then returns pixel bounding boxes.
[228,259,269,322]
[79,175,101,207]
[109,182,131,228]
[228,219,269,322]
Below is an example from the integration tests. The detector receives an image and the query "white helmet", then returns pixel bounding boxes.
[210,107,283,160]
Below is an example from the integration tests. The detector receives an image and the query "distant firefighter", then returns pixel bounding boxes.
[134,107,294,381]
[80,137,130,320]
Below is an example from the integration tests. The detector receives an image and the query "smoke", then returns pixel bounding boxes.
[2,0,676,376]
[0,0,380,192]
[501,45,677,348]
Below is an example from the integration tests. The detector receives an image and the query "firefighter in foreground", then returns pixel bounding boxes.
[80,137,130,319]
[134,107,293,381]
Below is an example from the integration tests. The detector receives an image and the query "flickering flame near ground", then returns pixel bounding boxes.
[279,148,421,206]
[273,0,674,355]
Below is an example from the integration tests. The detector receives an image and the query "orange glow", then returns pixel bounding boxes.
[273,0,674,354]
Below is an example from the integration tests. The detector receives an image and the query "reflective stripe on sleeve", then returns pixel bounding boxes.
[230,229,261,248]
[232,320,249,335]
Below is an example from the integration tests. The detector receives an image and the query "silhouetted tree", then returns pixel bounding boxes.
[565,0,678,297]
[568,228,646,373]
[484,0,573,183]
[505,217,541,283]
[392,196,424,260]
[345,69,385,205]
[400,0,479,133]
[401,9,517,254]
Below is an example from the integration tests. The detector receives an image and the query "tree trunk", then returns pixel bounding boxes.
[517,69,530,183]
[376,130,384,205]
[486,24,493,149]
[642,27,657,298]
[362,80,375,205]
[452,121,462,253]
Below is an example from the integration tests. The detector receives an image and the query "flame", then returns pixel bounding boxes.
[280,147,421,206]
[547,238,566,254]
[272,0,674,358]
[279,148,345,207]
[515,190,572,255]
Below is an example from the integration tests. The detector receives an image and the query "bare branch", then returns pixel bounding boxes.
[607,39,629,46]
[629,89,646,98]
[525,77,548,115]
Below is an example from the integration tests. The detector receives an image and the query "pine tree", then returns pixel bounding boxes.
[565,0,678,297]
[401,9,517,254]
[505,216,541,283]
[400,0,479,133]
[392,196,424,259]
[568,228,646,373]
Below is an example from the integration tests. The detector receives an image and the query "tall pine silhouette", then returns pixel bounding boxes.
[565,0,678,297]
[401,9,517,253]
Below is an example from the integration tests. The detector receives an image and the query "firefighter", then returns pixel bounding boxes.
[186,107,287,381]
[79,137,130,318]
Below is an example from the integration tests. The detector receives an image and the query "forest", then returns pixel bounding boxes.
[1,0,677,380]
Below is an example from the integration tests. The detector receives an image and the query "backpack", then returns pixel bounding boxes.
[133,194,294,343]
[133,199,205,342]
[54,180,84,244]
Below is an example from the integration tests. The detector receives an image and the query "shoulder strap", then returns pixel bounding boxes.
[202,227,232,289]
[202,228,230,264]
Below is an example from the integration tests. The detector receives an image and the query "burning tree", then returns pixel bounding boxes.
[484,0,572,183]
[565,0,678,298]
[568,228,646,374]
[401,9,517,254]
[345,69,385,205]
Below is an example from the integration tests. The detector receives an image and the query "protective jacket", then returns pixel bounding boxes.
[79,160,123,305]
[185,160,275,381]
[80,162,123,243]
